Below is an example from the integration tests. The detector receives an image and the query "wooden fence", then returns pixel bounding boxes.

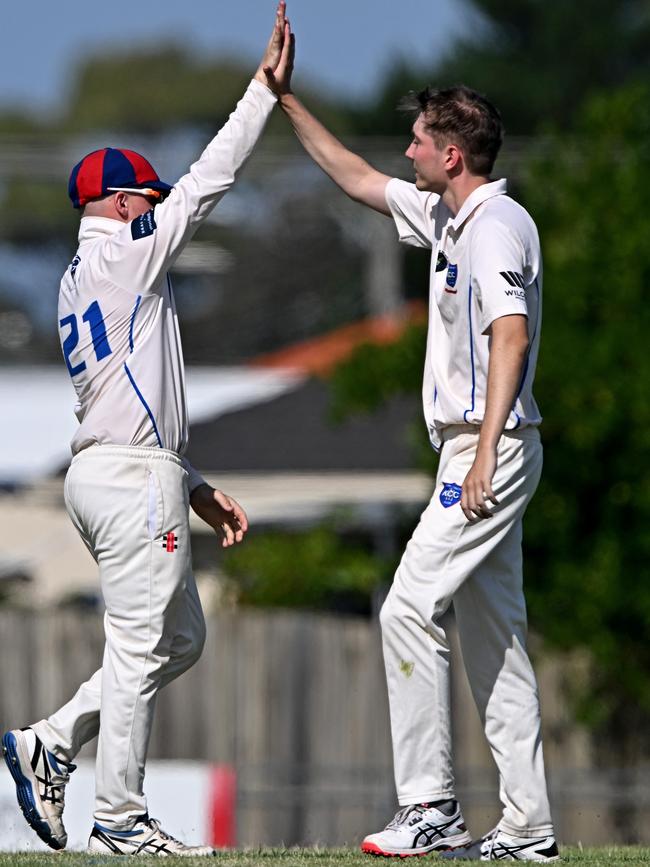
[0,608,649,846]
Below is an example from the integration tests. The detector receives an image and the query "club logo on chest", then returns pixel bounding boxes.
[444,263,459,294]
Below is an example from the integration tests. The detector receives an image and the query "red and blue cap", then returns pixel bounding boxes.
[68,147,173,209]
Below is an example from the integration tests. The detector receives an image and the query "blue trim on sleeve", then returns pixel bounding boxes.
[123,362,163,447]
[463,277,476,423]
[512,277,540,428]
[128,295,142,354]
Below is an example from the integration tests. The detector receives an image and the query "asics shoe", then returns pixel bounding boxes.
[361,800,472,857]
[441,827,559,861]
[88,814,216,857]
[2,727,75,850]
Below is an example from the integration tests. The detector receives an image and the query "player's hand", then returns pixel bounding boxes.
[460,446,499,522]
[254,1,289,87]
[263,18,294,96]
[190,483,249,547]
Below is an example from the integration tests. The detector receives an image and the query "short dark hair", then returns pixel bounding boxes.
[400,85,504,176]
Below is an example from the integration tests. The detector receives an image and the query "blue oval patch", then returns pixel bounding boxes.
[446,263,458,288]
[440,482,462,508]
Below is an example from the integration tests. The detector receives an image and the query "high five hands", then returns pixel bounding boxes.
[254,0,294,96]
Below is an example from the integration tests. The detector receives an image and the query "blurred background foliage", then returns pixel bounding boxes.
[353,0,650,136]
[223,523,393,614]
[1,0,650,747]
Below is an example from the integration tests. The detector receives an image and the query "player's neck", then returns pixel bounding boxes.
[442,174,490,217]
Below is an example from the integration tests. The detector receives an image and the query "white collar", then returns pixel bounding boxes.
[78,215,127,243]
[450,178,508,231]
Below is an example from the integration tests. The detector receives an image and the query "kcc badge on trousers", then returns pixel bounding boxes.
[440,482,462,508]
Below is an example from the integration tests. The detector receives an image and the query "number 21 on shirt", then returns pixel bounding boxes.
[60,300,112,377]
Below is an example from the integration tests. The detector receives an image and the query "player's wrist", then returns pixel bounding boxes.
[476,431,500,455]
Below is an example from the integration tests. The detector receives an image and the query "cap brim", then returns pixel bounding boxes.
[105,182,173,200]
[147,180,173,194]
[110,180,173,194]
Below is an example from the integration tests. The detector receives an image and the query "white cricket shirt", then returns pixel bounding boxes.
[58,80,276,485]
[385,178,543,451]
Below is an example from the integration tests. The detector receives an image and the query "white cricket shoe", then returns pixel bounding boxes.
[2,726,75,850]
[441,827,559,861]
[88,814,217,857]
[361,800,472,857]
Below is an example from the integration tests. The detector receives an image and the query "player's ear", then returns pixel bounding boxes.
[114,192,130,221]
[445,144,462,171]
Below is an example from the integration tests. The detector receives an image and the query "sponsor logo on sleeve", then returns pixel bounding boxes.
[69,254,81,279]
[444,263,458,294]
[131,211,157,241]
[499,271,526,300]
[500,270,525,288]
[440,482,462,508]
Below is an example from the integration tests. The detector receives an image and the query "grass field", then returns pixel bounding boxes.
[1,848,650,867]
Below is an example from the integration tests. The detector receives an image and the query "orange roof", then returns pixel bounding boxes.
[250,301,426,376]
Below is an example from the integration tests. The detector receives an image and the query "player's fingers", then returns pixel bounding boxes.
[230,499,248,532]
[462,481,491,521]
[279,22,292,65]
[473,487,493,519]
[289,30,295,68]
[221,521,235,546]
[213,489,234,512]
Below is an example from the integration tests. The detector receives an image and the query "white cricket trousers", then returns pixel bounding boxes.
[32,445,206,830]
[380,425,553,837]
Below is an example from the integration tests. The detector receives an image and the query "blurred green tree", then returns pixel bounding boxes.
[61,45,351,137]
[521,82,650,749]
[222,524,392,613]
[353,0,650,135]
[329,82,650,752]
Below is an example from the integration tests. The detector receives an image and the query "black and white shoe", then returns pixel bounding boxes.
[441,827,559,861]
[361,800,472,857]
[88,814,216,857]
[2,727,75,850]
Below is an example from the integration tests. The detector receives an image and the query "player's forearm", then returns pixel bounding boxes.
[111,80,277,293]
[478,327,529,452]
[183,80,276,205]
[279,92,389,209]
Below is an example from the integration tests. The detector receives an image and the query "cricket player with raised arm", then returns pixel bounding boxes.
[263,28,559,863]
[2,5,293,857]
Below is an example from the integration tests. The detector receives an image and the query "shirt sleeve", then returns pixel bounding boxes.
[98,79,277,294]
[181,457,207,495]
[384,178,437,249]
[470,217,531,334]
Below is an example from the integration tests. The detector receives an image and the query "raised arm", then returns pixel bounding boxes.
[100,3,288,295]
[264,25,392,215]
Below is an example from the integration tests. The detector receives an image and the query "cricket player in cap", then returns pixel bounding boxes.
[263,28,559,864]
[2,4,293,857]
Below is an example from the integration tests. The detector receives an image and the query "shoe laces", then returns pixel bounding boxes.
[482,827,499,859]
[38,749,76,804]
[386,803,430,829]
[146,817,186,848]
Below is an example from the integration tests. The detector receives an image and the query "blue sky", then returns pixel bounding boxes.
[2,0,474,115]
